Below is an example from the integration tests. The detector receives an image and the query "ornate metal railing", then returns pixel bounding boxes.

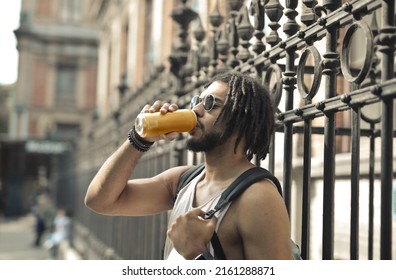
[58,0,395,260]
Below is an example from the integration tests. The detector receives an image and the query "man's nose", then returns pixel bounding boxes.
[192,102,205,117]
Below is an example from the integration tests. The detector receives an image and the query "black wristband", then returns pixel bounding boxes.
[127,126,154,152]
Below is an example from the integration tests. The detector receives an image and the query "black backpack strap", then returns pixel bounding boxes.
[174,163,205,202]
[210,232,226,260]
[204,167,282,219]
[195,233,226,260]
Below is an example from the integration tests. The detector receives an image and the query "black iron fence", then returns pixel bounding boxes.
[56,0,396,260]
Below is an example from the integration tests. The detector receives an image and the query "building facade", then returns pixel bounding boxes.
[11,0,98,141]
[2,0,99,215]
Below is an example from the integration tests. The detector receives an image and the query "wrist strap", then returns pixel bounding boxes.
[127,126,154,152]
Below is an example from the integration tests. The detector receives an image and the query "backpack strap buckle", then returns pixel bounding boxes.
[204,209,217,220]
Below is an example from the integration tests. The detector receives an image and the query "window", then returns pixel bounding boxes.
[54,123,80,141]
[60,0,81,22]
[56,65,76,105]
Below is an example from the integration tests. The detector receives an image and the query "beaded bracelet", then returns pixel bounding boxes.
[127,126,154,152]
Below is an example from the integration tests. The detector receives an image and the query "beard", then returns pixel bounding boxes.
[186,131,225,153]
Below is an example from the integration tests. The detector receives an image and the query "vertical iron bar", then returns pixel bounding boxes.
[350,105,361,260]
[368,123,375,260]
[322,59,336,260]
[301,117,312,259]
[379,0,395,260]
[282,0,299,214]
[283,104,293,213]
[321,0,341,260]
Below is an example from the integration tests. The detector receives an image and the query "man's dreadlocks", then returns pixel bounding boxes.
[209,71,275,161]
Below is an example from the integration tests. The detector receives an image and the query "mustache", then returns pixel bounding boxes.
[196,119,203,129]
[194,112,203,129]
[197,119,205,130]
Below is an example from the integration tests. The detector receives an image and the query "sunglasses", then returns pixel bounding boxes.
[190,94,224,112]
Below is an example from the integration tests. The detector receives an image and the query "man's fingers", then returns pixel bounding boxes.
[159,103,171,113]
[168,103,179,112]
[144,100,179,114]
[188,208,206,218]
[141,104,151,113]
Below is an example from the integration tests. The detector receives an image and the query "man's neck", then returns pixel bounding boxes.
[203,146,253,182]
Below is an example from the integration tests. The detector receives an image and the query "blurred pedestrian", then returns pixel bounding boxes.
[31,194,55,247]
[43,208,71,259]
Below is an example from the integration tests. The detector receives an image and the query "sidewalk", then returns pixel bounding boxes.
[0,214,48,260]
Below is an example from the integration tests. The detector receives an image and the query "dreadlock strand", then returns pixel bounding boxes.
[247,86,261,158]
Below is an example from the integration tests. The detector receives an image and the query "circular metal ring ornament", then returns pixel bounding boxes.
[361,103,381,124]
[297,46,322,100]
[340,21,374,85]
[263,64,283,108]
[359,81,381,124]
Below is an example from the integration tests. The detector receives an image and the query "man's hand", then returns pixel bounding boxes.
[167,208,217,259]
[140,100,180,142]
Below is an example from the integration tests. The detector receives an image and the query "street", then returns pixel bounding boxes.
[0,214,48,260]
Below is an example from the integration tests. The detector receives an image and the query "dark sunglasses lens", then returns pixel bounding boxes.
[190,96,199,109]
[204,95,214,111]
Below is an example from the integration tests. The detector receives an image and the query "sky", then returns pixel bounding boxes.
[0,0,21,85]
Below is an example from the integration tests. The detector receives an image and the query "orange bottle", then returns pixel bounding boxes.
[135,109,197,138]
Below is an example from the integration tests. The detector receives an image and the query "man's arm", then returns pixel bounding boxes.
[85,101,191,216]
[237,180,292,260]
[85,139,191,216]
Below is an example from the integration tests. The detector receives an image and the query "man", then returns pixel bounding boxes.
[85,71,292,259]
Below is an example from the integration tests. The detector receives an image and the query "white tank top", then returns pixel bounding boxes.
[163,170,231,260]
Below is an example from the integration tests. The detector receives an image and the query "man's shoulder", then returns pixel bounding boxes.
[232,178,289,236]
[234,178,285,210]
